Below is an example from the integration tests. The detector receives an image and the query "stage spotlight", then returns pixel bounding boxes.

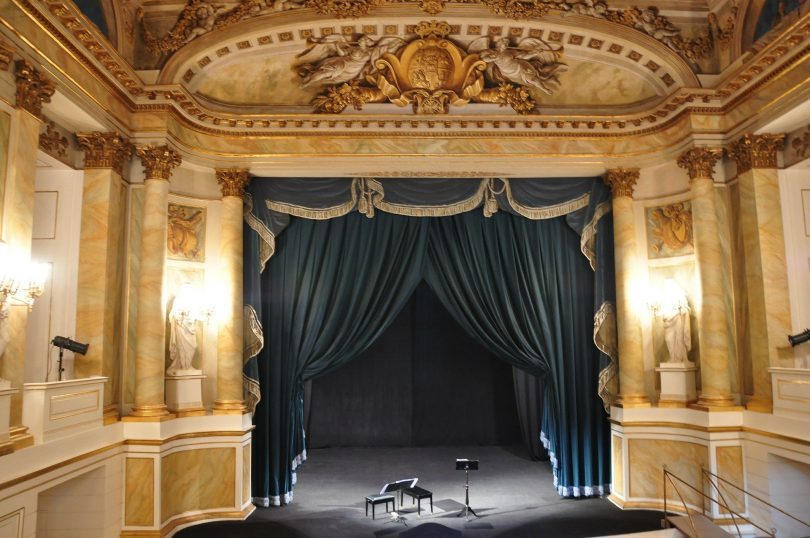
[788,329,810,347]
[51,336,89,381]
[52,336,89,355]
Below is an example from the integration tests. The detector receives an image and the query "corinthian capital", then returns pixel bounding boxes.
[76,132,133,175]
[136,144,181,180]
[216,168,250,198]
[729,134,785,174]
[604,168,640,198]
[14,60,55,118]
[676,147,722,181]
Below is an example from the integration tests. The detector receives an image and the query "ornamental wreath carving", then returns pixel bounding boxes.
[295,20,566,114]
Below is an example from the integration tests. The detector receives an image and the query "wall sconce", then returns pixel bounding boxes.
[0,242,49,310]
[172,283,214,323]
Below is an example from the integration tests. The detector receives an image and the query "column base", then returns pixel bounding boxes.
[127,403,173,421]
[614,394,651,408]
[745,396,773,413]
[9,426,34,451]
[0,439,13,457]
[690,394,741,411]
[103,404,120,425]
[212,399,247,415]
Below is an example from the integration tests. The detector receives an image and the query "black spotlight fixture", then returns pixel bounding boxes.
[51,336,89,381]
[788,329,810,347]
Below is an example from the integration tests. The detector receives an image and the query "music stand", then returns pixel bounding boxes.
[380,478,418,522]
[455,459,479,520]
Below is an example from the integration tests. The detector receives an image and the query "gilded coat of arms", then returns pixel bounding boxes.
[295,20,566,114]
[646,202,694,258]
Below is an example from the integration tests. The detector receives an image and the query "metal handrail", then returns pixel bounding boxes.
[703,470,743,538]
[701,467,810,530]
[662,467,775,537]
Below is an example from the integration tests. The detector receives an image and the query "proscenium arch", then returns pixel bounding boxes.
[156,9,702,96]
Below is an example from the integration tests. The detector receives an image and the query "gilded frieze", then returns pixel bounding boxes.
[38,120,68,160]
[646,202,694,259]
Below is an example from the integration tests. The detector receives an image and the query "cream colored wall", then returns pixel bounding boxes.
[24,165,83,383]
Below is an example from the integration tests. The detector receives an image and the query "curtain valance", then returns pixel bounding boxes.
[245,177,601,273]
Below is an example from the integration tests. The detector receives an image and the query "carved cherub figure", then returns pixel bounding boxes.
[469,37,567,95]
[183,1,225,42]
[296,34,405,87]
[635,6,681,47]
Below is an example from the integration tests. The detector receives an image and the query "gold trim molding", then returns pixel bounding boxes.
[136,145,182,180]
[76,131,133,174]
[728,133,786,173]
[0,38,14,71]
[676,146,722,181]
[603,168,639,198]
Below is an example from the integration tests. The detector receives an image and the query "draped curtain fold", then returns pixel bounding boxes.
[251,213,429,505]
[243,177,616,506]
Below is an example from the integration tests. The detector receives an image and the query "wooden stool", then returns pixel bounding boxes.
[401,486,433,516]
[365,493,395,519]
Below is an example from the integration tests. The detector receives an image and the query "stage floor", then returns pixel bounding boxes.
[177,445,664,538]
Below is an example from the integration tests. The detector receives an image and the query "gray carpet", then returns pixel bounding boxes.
[177,445,664,538]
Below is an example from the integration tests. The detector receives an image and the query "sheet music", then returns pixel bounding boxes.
[380,478,418,495]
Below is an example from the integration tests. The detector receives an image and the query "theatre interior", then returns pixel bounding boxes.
[0,0,809,536]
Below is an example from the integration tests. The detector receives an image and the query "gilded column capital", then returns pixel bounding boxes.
[0,40,13,71]
[604,168,640,198]
[14,60,55,118]
[676,147,722,181]
[76,132,133,175]
[729,134,785,174]
[216,168,250,198]
[136,144,181,180]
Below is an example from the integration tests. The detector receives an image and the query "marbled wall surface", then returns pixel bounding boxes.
[161,447,236,522]
[628,438,708,508]
[714,184,740,397]
[125,457,155,527]
[716,445,745,515]
[124,186,144,407]
[242,443,250,504]
[0,107,10,240]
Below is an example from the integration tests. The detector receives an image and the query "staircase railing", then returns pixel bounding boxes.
[662,467,774,537]
[701,467,810,535]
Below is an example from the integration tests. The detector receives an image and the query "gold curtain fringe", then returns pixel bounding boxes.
[368,178,490,217]
[503,179,591,220]
[244,194,277,272]
[594,300,618,412]
[580,200,611,271]
[243,304,265,412]
[244,374,261,414]
[266,179,359,221]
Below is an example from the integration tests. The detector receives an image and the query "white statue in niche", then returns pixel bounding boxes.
[167,284,203,376]
[659,279,692,364]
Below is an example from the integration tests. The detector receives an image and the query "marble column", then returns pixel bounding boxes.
[74,132,131,419]
[729,134,790,413]
[130,145,181,418]
[213,169,249,415]
[0,61,54,448]
[677,147,734,408]
[604,169,649,407]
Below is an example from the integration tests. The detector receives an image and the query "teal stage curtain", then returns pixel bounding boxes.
[251,212,429,505]
[244,178,616,506]
[425,213,609,495]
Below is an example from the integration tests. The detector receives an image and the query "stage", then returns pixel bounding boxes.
[177,445,664,538]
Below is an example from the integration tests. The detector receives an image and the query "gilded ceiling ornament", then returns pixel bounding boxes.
[605,6,712,62]
[676,147,722,180]
[480,0,557,20]
[216,168,251,198]
[708,2,737,51]
[140,0,303,55]
[136,144,182,180]
[39,121,69,160]
[305,0,382,17]
[419,0,445,15]
[728,134,785,173]
[14,60,56,118]
[298,21,565,114]
[76,131,133,174]
[603,168,639,198]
